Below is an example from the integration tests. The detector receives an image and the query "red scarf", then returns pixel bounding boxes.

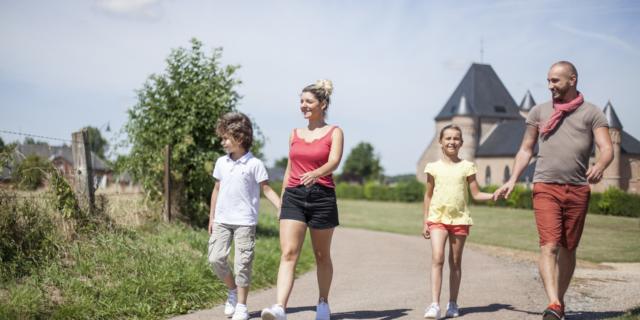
[539,92,584,138]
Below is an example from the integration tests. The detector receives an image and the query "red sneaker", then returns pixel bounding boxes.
[542,303,564,320]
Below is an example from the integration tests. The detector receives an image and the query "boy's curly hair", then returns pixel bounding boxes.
[215,112,254,151]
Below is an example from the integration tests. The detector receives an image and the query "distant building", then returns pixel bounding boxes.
[1,144,138,192]
[417,63,640,194]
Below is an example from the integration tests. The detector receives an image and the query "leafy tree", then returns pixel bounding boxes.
[274,157,288,169]
[23,137,48,145]
[0,137,4,150]
[341,142,383,184]
[124,38,261,226]
[83,126,108,159]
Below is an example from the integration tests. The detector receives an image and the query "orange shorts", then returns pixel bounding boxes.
[532,183,591,251]
[427,222,470,236]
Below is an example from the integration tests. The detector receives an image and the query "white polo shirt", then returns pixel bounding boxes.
[212,152,269,226]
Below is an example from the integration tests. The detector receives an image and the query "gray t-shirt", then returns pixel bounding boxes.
[526,100,608,185]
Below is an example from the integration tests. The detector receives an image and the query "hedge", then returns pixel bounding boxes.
[479,185,640,218]
[267,180,639,218]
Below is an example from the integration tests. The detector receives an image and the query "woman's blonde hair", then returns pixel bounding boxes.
[302,79,334,113]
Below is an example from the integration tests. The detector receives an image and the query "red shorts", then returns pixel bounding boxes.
[532,183,591,251]
[427,222,470,236]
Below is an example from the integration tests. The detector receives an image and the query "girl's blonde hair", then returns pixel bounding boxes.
[439,124,464,142]
[302,79,334,113]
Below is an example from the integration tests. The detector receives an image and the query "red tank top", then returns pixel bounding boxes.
[287,126,337,188]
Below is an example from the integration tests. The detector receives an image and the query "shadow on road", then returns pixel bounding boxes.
[566,310,625,319]
[332,308,412,319]
[249,307,412,319]
[463,303,535,316]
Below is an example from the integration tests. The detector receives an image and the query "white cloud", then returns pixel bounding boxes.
[553,23,639,55]
[94,0,163,19]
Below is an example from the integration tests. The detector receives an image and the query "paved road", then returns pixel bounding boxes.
[172,228,639,320]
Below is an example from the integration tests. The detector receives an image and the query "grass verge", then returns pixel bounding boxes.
[1,196,313,319]
[332,199,640,263]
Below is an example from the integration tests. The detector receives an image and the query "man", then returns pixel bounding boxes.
[495,61,613,320]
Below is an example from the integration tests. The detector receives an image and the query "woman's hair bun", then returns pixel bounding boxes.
[315,79,333,97]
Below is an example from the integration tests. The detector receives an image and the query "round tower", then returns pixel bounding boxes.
[600,100,622,190]
[451,94,477,162]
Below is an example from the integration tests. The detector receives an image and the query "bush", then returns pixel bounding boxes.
[590,187,640,218]
[335,182,364,199]
[12,155,51,190]
[393,179,425,202]
[0,191,59,280]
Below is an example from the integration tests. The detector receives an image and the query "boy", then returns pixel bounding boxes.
[208,112,281,320]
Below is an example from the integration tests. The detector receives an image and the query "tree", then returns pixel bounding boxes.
[23,137,48,145]
[274,156,288,169]
[83,126,108,159]
[0,137,4,150]
[124,38,261,226]
[341,142,383,184]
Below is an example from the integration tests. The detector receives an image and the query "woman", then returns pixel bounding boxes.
[261,79,344,320]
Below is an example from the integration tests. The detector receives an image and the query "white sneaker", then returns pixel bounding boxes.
[315,298,331,320]
[445,301,460,317]
[424,302,440,319]
[224,289,238,318]
[260,304,286,320]
[232,303,249,320]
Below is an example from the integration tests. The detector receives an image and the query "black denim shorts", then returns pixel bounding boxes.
[280,184,339,229]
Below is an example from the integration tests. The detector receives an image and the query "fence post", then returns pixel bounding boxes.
[72,129,95,214]
[164,144,172,222]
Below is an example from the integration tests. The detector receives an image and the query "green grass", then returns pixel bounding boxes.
[612,306,640,320]
[1,201,314,319]
[333,199,640,263]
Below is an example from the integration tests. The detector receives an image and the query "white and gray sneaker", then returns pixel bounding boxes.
[424,302,440,319]
[260,304,286,320]
[232,303,249,320]
[315,298,331,320]
[224,289,238,318]
[445,301,460,317]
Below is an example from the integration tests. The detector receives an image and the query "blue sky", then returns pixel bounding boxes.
[1,0,639,175]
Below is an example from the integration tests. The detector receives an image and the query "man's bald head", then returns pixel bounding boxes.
[551,61,578,85]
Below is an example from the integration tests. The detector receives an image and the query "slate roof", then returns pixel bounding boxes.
[519,90,536,111]
[435,63,523,121]
[476,120,537,157]
[621,130,640,155]
[603,101,623,130]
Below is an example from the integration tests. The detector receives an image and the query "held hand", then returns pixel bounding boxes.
[300,171,319,187]
[494,181,515,200]
[208,221,214,235]
[586,163,604,184]
[422,224,431,239]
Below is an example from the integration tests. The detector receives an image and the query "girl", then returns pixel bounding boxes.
[422,124,496,319]
[261,79,344,320]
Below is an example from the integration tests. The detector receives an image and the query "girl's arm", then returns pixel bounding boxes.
[208,181,221,235]
[300,127,344,186]
[467,174,494,201]
[422,173,435,239]
[260,181,281,211]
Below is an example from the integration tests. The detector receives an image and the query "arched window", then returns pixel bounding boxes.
[504,165,511,183]
[485,166,492,185]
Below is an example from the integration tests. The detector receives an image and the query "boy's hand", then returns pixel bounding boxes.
[208,219,214,235]
[422,224,431,239]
